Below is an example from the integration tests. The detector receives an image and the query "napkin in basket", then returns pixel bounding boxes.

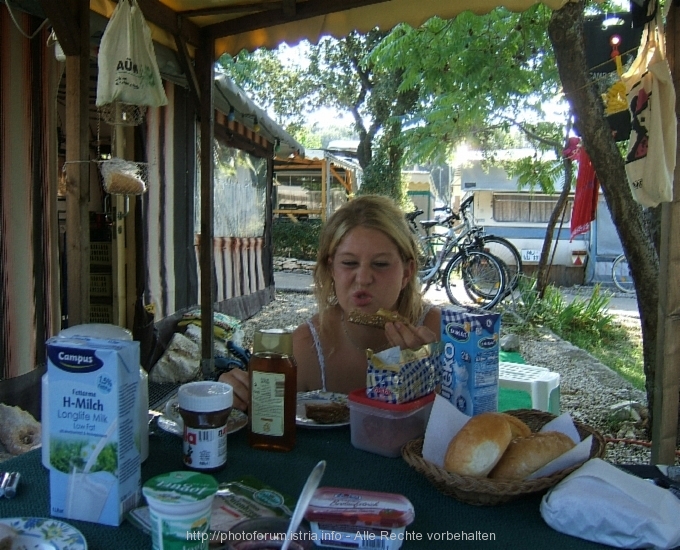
[422,395,591,478]
[541,458,680,549]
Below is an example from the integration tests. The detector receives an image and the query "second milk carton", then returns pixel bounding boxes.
[46,336,141,526]
[439,308,501,416]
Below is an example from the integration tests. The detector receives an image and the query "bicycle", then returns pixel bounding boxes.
[456,196,523,290]
[405,207,507,309]
[612,253,635,293]
[406,198,522,295]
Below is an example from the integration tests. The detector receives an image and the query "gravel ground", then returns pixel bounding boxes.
[242,288,678,466]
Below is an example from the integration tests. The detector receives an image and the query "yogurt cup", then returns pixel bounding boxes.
[143,471,219,550]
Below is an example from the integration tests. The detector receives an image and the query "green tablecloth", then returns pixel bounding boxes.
[0,426,612,550]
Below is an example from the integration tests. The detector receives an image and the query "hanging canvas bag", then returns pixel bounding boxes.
[96,0,168,107]
[621,1,676,208]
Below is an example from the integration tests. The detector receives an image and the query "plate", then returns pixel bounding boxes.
[296,391,350,428]
[0,517,87,550]
[159,396,248,436]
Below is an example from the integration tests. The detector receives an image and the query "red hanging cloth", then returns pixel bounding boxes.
[564,138,599,241]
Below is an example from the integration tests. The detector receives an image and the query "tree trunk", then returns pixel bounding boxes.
[548,1,659,432]
[536,156,573,297]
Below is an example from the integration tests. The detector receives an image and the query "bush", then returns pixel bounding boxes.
[272,218,322,261]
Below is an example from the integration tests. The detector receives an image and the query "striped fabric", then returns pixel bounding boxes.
[0,10,59,380]
[143,81,271,322]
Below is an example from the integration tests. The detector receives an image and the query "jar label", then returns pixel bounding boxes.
[251,371,285,437]
[182,425,227,470]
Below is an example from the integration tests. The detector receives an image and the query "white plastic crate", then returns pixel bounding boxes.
[499,361,560,414]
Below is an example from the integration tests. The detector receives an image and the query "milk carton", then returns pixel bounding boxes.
[439,308,501,416]
[46,336,141,526]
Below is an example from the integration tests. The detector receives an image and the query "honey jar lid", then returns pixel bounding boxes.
[253,328,293,356]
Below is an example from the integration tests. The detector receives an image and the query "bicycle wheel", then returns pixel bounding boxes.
[477,235,523,290]
[612,254,635,293]
[443,250,506,310]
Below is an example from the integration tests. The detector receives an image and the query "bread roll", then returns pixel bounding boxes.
[444,412,513,477]
[0,524,17,550]
[489,431,576,480]
[501,413,531,439]
[348,308,408,329]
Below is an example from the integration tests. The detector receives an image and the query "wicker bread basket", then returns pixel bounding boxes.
[401,409,606,506]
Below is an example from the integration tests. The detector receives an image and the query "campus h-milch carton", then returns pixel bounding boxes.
[46,336,141,526]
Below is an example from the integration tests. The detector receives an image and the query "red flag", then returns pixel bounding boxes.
[565,139,599,241]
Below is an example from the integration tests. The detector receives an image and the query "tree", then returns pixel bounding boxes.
[371,8,575,295]
[220,5,662,427]
[220,32,419,204]
[548,0,659,431]
[366,4,661,425]
[218,48,313,138]
[306,30,418,203]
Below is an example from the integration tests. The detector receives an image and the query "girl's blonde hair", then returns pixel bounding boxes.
[313,195,423,328]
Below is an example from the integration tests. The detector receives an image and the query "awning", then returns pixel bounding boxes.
[88,0,569,58]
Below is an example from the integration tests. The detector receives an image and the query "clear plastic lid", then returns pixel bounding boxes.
[178,381,233,413]
[58,323,132,341]
[304,487,415,528]
[348,388,435,412]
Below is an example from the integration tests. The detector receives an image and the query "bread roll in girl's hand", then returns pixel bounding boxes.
[443,412,516,477]
[348,308,408,329]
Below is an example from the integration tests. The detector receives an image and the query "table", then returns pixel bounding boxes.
[0,425,612,549]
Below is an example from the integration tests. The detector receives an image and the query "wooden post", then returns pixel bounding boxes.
[197,36,215,377]
[64,0,90,325]
[651,4,680,464]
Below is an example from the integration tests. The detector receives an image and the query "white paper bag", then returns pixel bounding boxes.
[541,458,680,549]
[621,4,676,207]
[96,0,168,107]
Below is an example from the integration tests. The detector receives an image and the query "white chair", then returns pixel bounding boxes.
[499,362,560,414]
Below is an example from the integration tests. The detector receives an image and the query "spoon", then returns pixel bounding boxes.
[281,460,326,550]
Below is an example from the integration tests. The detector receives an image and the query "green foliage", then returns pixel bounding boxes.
[50,439,118,475]
[272,219,322,261]
[502,278,644,390]
[219,47,315,130]
[371,7,563,165]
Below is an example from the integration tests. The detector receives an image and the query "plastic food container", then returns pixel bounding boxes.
[348,389,435,457]
[304,487,415,550]
[143,471,218,550]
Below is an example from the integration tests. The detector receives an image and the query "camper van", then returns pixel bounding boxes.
[452,149,623,287]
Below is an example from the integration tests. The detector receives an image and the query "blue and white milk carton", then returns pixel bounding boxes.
[439,309,501,416]
[46,336,141,526]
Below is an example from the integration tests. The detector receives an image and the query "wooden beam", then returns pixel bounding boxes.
[651,2,680,465]
[39,0,81,55]
[214,125,271,158]
[197,34,216,377]
[64,0,91,325]
[282,0,296,18]
[173,34,201,111]
[179,1,282,18]
[206,0,389,39]
[131,0,202,48]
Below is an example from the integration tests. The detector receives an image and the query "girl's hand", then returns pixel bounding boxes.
[218,369,249,411]
[384,321,438,350]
